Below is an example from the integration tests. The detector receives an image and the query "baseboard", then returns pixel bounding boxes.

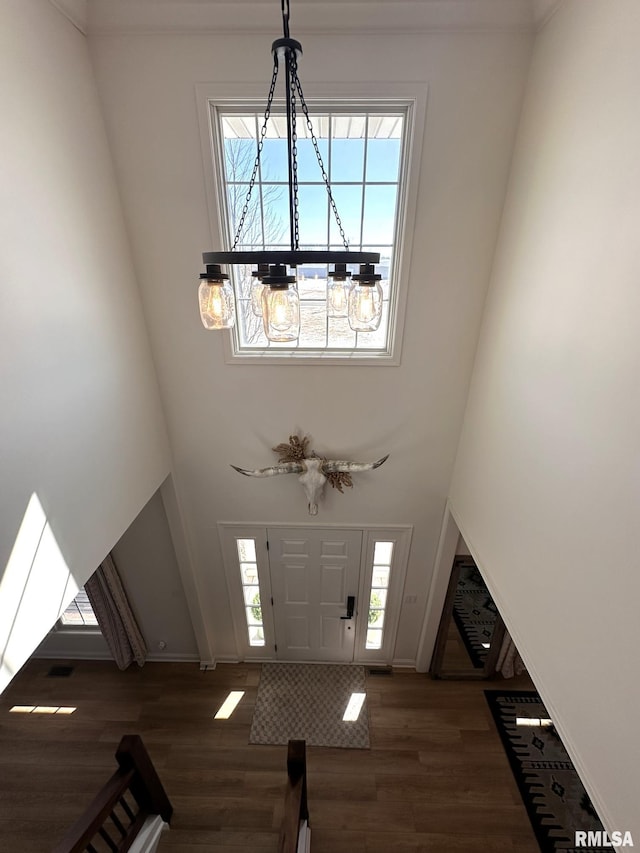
[392,658,417,669]
[35,650,201,665]
[33,650,113,661]
[145,653,200,663]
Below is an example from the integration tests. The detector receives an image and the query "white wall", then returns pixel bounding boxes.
[87,19,532,664]
[111,488,198,660]
[36,486,199,661]
[455,534,471,556]
[0,0,171,692]
[450,0,640,836]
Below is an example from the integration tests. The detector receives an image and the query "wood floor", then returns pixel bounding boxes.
[0,658,540,853]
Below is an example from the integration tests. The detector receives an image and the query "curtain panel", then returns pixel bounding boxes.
[496,629,525,678]
[85,554,147,670]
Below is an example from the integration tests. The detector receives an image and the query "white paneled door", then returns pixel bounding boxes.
[268,528,363,662]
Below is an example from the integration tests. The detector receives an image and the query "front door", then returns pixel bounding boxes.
[268,528,362,662]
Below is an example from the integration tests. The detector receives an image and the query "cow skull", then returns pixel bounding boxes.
[231,453,389,515]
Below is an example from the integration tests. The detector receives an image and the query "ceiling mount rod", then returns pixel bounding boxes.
[284,45,297,251]
[281,0,290,38]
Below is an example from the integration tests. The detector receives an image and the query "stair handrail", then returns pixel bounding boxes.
[51,734,173,853]
[279,739,310,853]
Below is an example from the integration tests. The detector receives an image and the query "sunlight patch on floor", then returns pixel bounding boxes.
[10,705,76,715]
[342,692,366,722]
[214,690,245,719]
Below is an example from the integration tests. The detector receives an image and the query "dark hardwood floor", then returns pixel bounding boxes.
[0,658,540,852]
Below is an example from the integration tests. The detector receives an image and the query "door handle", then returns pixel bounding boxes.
[340,595,355,620]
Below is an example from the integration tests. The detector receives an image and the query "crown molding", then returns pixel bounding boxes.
[85,0,540,36]
[49,0,88,34]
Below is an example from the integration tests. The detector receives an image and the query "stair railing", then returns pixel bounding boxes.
[51,734,172,853]
[279,739,310,853]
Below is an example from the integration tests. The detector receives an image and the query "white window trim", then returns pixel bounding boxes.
[196,81,428,366]
[52,624,102,637]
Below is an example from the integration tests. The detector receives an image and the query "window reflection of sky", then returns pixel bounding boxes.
[219,112,404,351]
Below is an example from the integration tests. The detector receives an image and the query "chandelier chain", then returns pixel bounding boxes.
[289,65,300,250]
[292,66,350,251]
[231,58,279,251]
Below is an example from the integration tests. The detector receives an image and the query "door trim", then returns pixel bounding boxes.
[218,523,413,664]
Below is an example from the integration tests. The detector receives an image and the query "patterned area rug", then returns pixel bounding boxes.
[485,691,607,852]
[453,555,498,668]
[249,663,370,749]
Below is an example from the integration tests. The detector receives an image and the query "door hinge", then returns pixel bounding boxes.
[271,597,274,606]
[266,539,269,551]
[275,643,278,652]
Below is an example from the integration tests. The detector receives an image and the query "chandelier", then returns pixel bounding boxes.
[198,0,382,341]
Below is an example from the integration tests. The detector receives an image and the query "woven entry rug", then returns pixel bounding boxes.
[250,663,370,749]
[453,555,498,668]
[485,691,607,853]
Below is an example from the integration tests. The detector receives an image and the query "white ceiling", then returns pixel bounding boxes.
[52,0,562,35]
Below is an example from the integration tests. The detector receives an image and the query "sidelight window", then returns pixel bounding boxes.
[236,538,265,646]
[366,541,394,650]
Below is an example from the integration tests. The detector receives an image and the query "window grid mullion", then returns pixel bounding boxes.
[255,115,267,250]
[359,114,369,248]
[227,181,398,187]
[324,114,333,345]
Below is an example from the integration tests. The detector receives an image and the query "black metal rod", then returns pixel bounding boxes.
[284,48,296,251]
[281,0,290,38]
[203,250,380,265]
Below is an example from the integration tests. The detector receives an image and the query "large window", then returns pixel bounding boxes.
[59,587,98,628]
[213,105,410,359]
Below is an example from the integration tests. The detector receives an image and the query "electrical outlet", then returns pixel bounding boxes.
[157,640,167,650]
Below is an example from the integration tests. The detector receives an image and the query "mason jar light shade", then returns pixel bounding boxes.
[327,262,352,318]
[348,281,383,331]
[262,285,300,341]
[327,279,350,317]
[250,263,269,316]
[198,277,235,329]
[250,280,265,316]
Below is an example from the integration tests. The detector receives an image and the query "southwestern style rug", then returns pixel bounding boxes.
[453,555,498,668]
[249,663,370,749]
[485,690,607,853]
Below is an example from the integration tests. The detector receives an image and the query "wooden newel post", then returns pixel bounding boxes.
[279,738,309,853]
[115,735,173,824]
